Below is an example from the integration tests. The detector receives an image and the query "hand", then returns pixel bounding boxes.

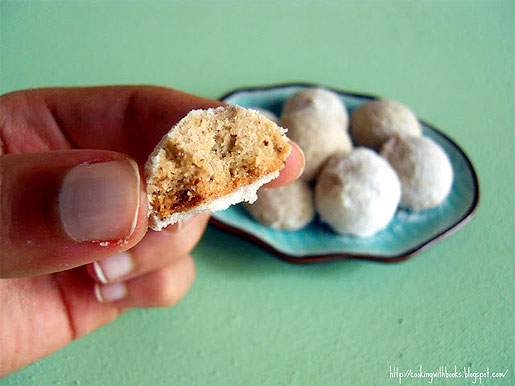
[0,86,305,376]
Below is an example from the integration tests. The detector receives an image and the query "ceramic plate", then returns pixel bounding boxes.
[210,83,480,263]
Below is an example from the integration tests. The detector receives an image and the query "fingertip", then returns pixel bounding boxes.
[289,141,306,178]
[263,140,305,188]
[0,151,151,278]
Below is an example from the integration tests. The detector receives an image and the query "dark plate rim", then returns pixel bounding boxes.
[209,82,480,264]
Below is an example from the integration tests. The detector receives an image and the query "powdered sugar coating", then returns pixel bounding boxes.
[279,88,351,181]
[280,110,352,181]
[245,179,314,230]
[381,135,453,210]
[282,88,349,124]
[350,99,422,150]
[315,148,401,237]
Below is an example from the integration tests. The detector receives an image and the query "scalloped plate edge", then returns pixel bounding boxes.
[209,82,480,264]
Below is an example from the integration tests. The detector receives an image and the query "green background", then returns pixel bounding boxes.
[1,1,513,385]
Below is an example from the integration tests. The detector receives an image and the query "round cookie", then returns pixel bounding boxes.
[282,87,348,125]
[280,87,352,181]
[315,148,401,237]
[280,109,352,181]
[381,135,453,211]
[245,180,314,230]
[350,99,422,150]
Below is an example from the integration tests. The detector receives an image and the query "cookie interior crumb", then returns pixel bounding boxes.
[147,106,290,220]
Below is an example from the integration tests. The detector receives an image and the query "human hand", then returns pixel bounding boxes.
[0,86,305,376]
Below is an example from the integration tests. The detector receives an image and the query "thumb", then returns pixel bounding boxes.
[0,150,148,278]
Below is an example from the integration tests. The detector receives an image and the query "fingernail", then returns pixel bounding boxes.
[93,252,133,283]
[94,282,127,303]
[59,159,140,241]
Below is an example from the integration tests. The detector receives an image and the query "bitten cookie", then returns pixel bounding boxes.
[315,148,401,237]
[145,106,290,230]
[380,135,453,210]
[350,99,422,150]
[245,179,315,230]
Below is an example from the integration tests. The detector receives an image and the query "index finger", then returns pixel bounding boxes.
[1,85,304,185]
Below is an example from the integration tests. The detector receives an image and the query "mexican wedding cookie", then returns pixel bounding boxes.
[350,99,422,150]
[381,136,453,211]
[315,148,401,237]
[282,87,349,119]
[245,179,315,230]
[145,106,290,231]
[280,88,352,181]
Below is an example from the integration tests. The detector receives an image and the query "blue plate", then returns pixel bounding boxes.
[210,83,480,263]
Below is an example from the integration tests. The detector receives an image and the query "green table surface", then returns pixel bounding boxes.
[1,1,513,385]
